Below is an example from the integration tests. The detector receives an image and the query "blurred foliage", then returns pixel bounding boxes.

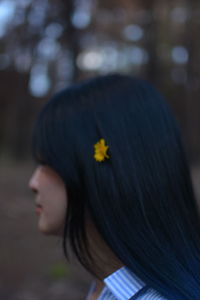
[48,262,71,279]
[0,0,200,162]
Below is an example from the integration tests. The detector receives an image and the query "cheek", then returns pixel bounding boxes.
[38,192,67,235]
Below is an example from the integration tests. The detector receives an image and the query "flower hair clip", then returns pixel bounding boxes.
[93,138,110,162]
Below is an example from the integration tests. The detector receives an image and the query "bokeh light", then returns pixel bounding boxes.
[171,46,189,65]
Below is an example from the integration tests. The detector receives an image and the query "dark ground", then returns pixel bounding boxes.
[0,160,200,300]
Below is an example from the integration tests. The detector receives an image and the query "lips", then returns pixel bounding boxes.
[35,200,42,210]
[35,203,43,215]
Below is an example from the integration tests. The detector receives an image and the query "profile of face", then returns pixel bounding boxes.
[29,165,67,236]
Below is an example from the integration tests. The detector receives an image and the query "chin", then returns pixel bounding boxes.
[38,222,64,236]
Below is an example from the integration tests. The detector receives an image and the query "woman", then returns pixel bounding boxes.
[29,74,200,300]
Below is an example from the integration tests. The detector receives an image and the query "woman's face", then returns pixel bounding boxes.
[28,165,67,236]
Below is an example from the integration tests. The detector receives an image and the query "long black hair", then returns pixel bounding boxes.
[32,74,200,299]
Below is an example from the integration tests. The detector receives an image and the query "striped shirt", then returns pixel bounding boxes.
[86,266,167,300]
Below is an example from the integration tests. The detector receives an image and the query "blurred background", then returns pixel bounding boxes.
[0,0,200,299]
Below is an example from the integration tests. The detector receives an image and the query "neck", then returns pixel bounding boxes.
[85,216,124,281]
[94,278,105,292]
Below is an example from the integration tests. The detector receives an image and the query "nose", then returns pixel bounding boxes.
[28,168,39,193]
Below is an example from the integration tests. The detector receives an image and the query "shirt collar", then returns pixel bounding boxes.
[103,266,146,300]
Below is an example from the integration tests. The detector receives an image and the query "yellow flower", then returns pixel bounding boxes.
[94,138,110,162]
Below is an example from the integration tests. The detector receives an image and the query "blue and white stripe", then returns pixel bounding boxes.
[86,266,167,300]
